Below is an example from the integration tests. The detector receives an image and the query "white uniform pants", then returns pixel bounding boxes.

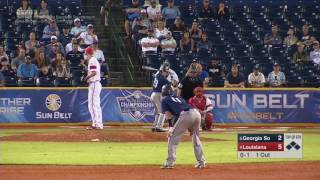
[88,81,103,129]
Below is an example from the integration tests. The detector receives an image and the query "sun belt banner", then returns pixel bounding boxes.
[0,88,319,123]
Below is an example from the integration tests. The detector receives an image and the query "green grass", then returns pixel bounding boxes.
[0,129,320,165]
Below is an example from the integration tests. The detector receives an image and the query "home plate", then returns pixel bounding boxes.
[91,139,100,142]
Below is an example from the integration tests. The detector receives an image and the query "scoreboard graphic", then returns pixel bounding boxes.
[237,133,303,158]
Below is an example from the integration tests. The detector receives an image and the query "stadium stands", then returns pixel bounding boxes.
[0,0,109,87]
[127,0,320,87]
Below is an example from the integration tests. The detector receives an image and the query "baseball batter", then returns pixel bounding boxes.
[188,87,214,131]
[150,66,170,132]
[161,84,206,169]
[83,47,103,130]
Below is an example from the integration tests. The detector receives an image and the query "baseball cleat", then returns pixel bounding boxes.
[161,164,174,169]
[86,126,97,130]
[155,128,166,132]
[194,162,206,169]
[151,128,156,132]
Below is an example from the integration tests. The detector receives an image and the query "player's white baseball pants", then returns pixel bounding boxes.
[88,81,103,129]
[165,109,206,166]
[150,92,165,129]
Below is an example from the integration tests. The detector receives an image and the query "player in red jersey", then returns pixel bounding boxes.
[188,87,213,131]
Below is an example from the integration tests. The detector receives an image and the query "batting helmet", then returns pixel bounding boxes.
[161,83,174,97]
[85,47,94,55]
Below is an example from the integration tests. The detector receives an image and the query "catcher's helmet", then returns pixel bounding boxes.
[161,83,174,97]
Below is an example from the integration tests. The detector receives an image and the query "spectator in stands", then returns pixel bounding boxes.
[169,16,185,33]
[197,32,212,52]
[124,0,142,38]
[283,27,298,47]
[143,0,160,7]
[100,0,113,27]
[162,0,181,21]
[66,43,85,68]
[16,0,33,21]
[38,66,53,78]
[140,29,160,54]
[189,20,202,41]
[34,0,51,20]
[147,0,162,22]
[42,19,60,41]
[45,36,65,56]
[132,17,148,41]
[198,0,215,19]
[293,43,309,64]
[207,57,224,86]
[79,24,99,47]
[59,25,73,48]
[51,52,65,71]
[224,64,245,88]
[310,41,320,65]
[161,31,177,53]
[0,71,4,86]
[11,48,27,71]
[264,24,282,45]
[132,10,152,32]
[65,37,83,53]
[267,63,286,87]
[34,51,49,68]
[47,44,60,63]
[300,24,314,46]
[0,57,15,77]
[216,1,229,20]
[179,31,195,53]
[248,64,265,88]
[25,31,40,54]
[195,63,210,86]
[70,18,87,38]
[155,21,169,41]
[17,56,38,80]
[54,59,71,78]
[0,45,9,61]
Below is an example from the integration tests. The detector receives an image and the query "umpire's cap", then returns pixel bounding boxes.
[161,83,174,97]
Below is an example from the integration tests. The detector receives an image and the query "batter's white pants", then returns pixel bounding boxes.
[88,81,103,129]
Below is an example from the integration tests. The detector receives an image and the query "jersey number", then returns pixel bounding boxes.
[171,97,182,103]
[153,79,158,88]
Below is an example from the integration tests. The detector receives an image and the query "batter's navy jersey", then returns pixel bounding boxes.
[153,73,170,92]
[161,95,192,117]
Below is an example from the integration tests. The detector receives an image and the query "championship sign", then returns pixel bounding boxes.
[237,133,303,158]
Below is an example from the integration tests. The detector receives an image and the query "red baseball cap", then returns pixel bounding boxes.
[85,47,94,55]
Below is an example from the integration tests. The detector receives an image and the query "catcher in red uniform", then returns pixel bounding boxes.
[188,87,214,131]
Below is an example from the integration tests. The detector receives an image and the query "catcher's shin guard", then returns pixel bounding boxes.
[205,112,213,130]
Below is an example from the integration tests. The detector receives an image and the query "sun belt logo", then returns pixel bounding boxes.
[36,94,72,119]
[45,94,62,111]
[117,91,155,121]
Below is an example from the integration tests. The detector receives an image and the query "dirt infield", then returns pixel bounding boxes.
[0,129,224,142]
[1,162,320,180]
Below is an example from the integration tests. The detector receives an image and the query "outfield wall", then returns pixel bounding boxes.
[0,87,319,123]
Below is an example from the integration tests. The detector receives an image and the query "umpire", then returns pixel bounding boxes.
[177,64,203,101]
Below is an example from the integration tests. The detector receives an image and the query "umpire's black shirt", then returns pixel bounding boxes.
[179,76,203,101]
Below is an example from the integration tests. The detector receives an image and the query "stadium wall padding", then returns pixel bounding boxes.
[0,87,319,123]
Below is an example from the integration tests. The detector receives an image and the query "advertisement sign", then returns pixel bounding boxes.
[0,88,319,123]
